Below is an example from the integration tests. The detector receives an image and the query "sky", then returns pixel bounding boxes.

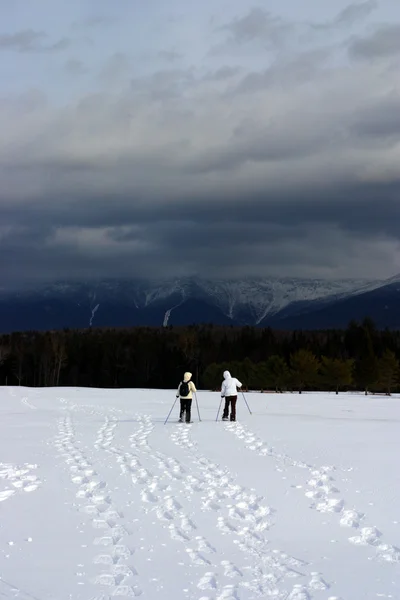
[1,0,400,288]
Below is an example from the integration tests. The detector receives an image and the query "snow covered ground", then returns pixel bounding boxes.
[0,387,399,600]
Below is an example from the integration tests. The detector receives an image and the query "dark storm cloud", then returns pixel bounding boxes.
[2,78,400,285]
[2,178,400,287]
[2,4,400,288]
[2,176,400,243]
[349,24,400,59]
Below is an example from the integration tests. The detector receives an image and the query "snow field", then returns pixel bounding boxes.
[0,386,399,599]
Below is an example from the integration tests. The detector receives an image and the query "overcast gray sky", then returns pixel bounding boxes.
[1,0,400,287]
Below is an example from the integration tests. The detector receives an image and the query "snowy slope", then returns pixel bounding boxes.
[196,278,374,324]
[0,386,399,600]
[0,276,378,332]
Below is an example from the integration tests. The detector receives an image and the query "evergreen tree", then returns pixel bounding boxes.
[290,349,319,394]
[265,355,290,392]
[319,356,354,394]
[1,321,400,392]
[0,344,9,366]
[378,350,398,396]
[354,329,379,395]
[241,357,257,390]
[202,363,222,390]
[179,330,200,381]
[253,362,269,391]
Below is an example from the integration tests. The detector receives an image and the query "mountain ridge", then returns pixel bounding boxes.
[0,274,392,333]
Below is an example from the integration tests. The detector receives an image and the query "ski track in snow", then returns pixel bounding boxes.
[225,422,400,566]
[170,424,331,600]
[108,414,226,597]
[58,399,226,597]
[21,396,37,409]
[1,383,41,504]
[53,399,339,599]
[2,388,399,600]
[54,411,142,598]
[12,391,395,599]
[7,385,38,409]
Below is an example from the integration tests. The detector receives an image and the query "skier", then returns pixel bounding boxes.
[176,372,197,423]
[221,370,242,422]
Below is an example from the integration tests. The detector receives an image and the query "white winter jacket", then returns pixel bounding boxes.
[221,370,242,397]
[176,371,197,399]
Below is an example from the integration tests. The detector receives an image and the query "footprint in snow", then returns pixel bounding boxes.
[0,489,16,502]
[315,498,344,513]
[287,584,311,600]
[197,572,218,590]
[340,509,362,528]
[221,560,242,578]
[349,526,381,546]
[309,571,329,590]
[186,548,211,565]
[195,536,216,554]
[216,584,240,600]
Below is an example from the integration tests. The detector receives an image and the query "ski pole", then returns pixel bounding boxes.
[164,397,178,425]
[194,392,201,422]
[216,396,223,421]
[242,390,252,415]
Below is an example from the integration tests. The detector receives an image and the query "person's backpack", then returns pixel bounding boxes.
[179,381,190,397]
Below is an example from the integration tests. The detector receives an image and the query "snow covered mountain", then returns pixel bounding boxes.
[270,276,400,330]
[0,275,389,333]
[194,277,376,324]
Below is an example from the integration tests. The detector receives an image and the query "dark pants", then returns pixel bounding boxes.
[180,398,192,422]
[223,396,237,421]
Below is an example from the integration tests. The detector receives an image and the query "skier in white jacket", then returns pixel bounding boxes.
[176,371,197,423]
[221,370,242,421]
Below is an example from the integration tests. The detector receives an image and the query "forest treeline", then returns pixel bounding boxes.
[1,318,400,395]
